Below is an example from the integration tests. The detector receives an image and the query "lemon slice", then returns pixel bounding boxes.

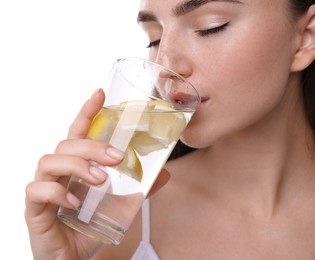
[87,100,185,180]
[118,100,150,132]
[150,100,186,144]
[149,100,173,110]
[149,111,186,145]
[87,105,143,182]
[129,100,187,155]
[116,145,143,182]
[87,107,119,141]
[130,132,167,156]
[120,100,150,115]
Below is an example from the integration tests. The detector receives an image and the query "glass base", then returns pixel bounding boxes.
[57,207,126,245]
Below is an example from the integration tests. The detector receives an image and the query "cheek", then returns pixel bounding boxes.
[183,24,295,147]
[219,19,293,110]
[221,29,293,116]
[197,11,294,99]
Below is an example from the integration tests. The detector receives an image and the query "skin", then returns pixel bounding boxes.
[25,0,315,259]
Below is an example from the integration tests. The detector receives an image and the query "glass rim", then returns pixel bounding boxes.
[115,56,201,105]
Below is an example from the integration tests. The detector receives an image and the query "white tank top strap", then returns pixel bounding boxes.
[131,199,160,260]
[142,198,151,242]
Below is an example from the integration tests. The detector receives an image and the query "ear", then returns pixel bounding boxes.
[291,5,315,72]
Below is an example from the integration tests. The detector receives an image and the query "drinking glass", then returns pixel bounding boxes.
[57,57,200,245]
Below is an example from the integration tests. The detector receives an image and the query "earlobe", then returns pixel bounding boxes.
[291,5,315,72]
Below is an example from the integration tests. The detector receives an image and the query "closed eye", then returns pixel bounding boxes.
[146,21,230,48]
[196,21,230,37]
[146,39,161,48]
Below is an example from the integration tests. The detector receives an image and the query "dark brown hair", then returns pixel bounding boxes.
[169,1,315,161]
[289,0,315,137]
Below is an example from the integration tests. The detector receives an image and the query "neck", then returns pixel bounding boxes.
[199,78,315,219]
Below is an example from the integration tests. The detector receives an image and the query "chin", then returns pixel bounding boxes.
[180,123,222,149]
[180,134,213,149]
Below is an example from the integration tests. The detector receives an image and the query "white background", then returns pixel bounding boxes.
[0,0,146,258]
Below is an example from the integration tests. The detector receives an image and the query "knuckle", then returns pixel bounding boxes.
[25,181,36,199]
[37,154,51,172]
[54,139,68,153]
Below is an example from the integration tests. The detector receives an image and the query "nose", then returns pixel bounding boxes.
[152,31,192,79]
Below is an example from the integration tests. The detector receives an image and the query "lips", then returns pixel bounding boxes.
[167,91,201,109]
[196,96,210,112]
[201,97,210,103]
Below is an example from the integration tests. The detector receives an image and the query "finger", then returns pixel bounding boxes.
[25,181,80,219]
[147,168,170,197]
[54,139,124,167]
[68,88,105,139]
[36,154,110,186]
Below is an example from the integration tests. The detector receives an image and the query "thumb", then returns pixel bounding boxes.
[68,88,105,139]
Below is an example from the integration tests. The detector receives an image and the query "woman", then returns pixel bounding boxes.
[25,0,315,259]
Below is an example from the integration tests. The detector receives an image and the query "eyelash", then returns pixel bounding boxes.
[196,21,230,37]
[146,21,230,48]
[146,39,160,49]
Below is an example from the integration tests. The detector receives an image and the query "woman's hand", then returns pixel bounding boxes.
[25,89,170,259]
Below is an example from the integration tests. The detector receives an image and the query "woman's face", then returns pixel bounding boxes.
[138,0,300,148]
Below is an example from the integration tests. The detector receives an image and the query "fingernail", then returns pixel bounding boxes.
[106,147,124,160]
[66,192,81,208]
[91,88,103,99]
[89,166,107,181]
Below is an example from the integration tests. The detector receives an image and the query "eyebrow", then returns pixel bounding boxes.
[174,0,241,16]
[137,0,241,23]
[137,11,157,23]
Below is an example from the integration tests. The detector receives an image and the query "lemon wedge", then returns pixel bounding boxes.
[130,100,187,155]
[149,100,186,145]
[87,100,186,180]
[87,105,143,182]
[148,111,186,145]
[116,145,143,182]
[87,107,119,141]
[148,100,173,110]
[130,132,166,156]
